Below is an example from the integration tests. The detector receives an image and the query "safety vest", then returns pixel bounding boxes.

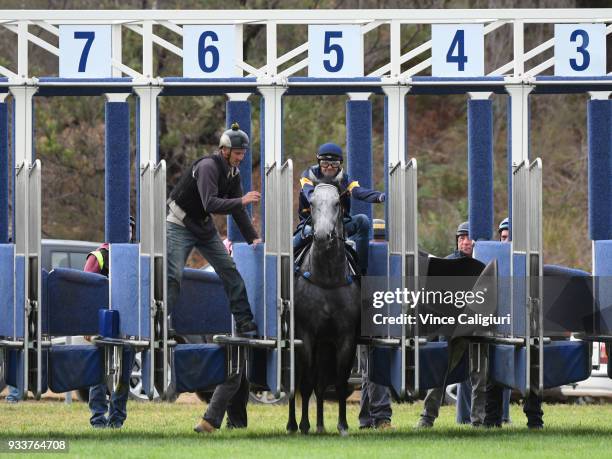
[88,247,109,277]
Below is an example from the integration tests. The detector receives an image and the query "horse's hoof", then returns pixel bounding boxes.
[338,428,349,437]
[300,429,310,435]
[287,426,298,434]
[316,426,326,434]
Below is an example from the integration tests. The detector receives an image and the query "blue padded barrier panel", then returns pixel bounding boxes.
[264,254,278,338]
[594,240,612,334]
[172,344,226,393]
[512,253,527,336]
[226,101,252,243]
[489,344,527,393]
[0,244,14,336]
[490,341,591,392]
[542,264,592,335]
[542,341,590,389]
[418,341,469,391]
[474,241,511,335]
[109,244,139,337]
[46,268,108,336]
[40,269,49,334]
[140,254,151,339]
[104,101,130,243]
[468,99,494,241]
[587,100,612,241]
[234,243,263,333]
[266,349,279,395]
[14,255,25,339]
[47,346,104,393]
[368,241,388,277]
[370,342,469,392]
[173,268,232,335]
[0,102,7,243]
[347,100,373,229]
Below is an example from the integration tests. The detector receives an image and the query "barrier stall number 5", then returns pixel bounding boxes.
[308,25,363,78]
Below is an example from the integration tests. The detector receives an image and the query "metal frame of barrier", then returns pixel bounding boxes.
[260,159,295,398]
[511,158,543,396]
[0,8,609,403]
[368,158,418,399]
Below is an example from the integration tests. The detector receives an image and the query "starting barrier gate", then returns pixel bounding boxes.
[0,8,611,405]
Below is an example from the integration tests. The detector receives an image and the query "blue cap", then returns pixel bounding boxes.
[317,143,343,160]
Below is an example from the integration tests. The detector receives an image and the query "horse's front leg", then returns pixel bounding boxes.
[287,395,298,433]
[316,394,325,433]
[335,339,356,436]
[300,378,313,435]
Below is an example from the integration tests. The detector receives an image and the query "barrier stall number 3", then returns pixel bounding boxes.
[555,24,606,77]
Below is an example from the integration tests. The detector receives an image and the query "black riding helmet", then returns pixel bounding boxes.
[455,221,469,248]
[219,122,249,150]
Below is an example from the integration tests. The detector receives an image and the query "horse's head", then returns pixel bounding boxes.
[310,183,343,245]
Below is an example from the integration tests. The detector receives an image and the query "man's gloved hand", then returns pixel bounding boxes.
[379,193,386,203]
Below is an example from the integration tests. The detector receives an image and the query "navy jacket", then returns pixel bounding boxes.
[298,165,383,223]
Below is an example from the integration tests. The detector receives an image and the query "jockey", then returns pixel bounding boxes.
[294,142,385,275]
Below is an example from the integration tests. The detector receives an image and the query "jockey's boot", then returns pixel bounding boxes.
[194,419,217,434]
[375,420,395,430]
[236,320,257,335]
[415,417,434,429]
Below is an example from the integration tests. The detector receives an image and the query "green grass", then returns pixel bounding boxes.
[1,399,612,458]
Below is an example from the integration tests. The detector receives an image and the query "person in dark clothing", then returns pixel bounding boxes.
[484,217,544,429]
[167,123,260,434]
[85,216,136,428]
[167,122,261,336]
[293,142,385,275]
[417,221,476,428]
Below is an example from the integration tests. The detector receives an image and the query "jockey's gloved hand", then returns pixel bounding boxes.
[379,193,386,203]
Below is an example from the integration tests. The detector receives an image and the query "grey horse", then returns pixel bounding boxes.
[287,183,360,436]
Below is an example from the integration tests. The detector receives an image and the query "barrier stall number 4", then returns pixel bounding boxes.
[432,24,484,77]
[59,25,112,78]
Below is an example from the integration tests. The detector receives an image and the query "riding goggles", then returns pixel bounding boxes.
[319,160,341,168]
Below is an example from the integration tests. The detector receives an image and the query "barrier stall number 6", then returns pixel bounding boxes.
[183,25,237,78]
